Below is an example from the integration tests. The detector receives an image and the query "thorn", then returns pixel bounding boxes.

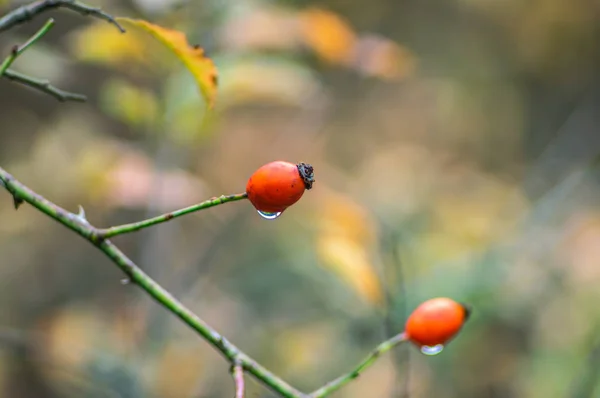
[13,196,23,210]
[75,205,91,225]
[77,205,87,220]
[0,177,23,209]
[11,45,18,55]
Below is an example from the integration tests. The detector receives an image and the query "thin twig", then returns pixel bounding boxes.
[0,18,55,76]
[0,166,304,398]
[3,69,87,102]
[0,0,125,33]
[96,193,248,238]
[231,362,245,398]
[308,333,409,398]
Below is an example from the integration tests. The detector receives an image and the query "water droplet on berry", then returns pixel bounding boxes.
[257,210,282,220]
[420,344,444,356]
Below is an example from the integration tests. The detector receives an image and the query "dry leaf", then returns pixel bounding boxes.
[317,235,384,305]
[117,18,218,108]
[352,34,418,80]
[315,191,383,305]
[299,8,356,65]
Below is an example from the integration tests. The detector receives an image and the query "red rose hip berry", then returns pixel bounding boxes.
[405,297,471,348]
[246,161,315,214]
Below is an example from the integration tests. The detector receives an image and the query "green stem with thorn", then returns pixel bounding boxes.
[0,168,412,398]
[308,333,409,398]
[97,192,248,238]
[0,166,303,398]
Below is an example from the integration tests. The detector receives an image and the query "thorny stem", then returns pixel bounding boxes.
[232,362,245,398]
[3,69,87,102]
[0,18,55,76]
[96,193,249,238]
[0,0,125,33]
[0,166,414,397]
[0,166,304,398]
[308,333,409,398]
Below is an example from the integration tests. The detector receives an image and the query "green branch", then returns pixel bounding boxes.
[0,0,125,33]
[3,69,87,102]
[0,0,124,102]
[0,166,304,398]
[0,165,412,397]
[96,193,249,238]
[0,18,55,76]
[308,333,409,398]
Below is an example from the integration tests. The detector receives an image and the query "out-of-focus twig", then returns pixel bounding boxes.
[0,18,54,75]
[381,227,410,398]
[3,69,87,102]
[0,0,125,33]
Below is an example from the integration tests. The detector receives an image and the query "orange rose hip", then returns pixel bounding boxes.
[246,161,315,213]
[405,297,471,347]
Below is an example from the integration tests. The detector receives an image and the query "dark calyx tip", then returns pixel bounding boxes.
[296,162,315,190]
[460,302,472,321]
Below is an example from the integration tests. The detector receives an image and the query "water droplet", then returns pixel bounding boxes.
[120,278,131,285]
[420,344,444,356]
[257,210,282,220]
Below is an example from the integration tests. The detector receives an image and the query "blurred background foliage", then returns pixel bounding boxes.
[1,0,600,397]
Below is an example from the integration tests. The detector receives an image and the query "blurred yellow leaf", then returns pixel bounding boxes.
[561,213,600,285]
[315,191,383,305]
[219,6,300,51]
[319,192,378,245]
[299,8,356,65]
[38,305,108,368]
[317,235,383,305]
[219,59,322,107]
[99,78,160,128]
[414,172,527,270]
[102,150,207,211]
[272,323,335,376]
[117,18,218,108]
[352,34,418,80]
[69,21,148,67]
[170,98,211,144]
[154,343,205,398]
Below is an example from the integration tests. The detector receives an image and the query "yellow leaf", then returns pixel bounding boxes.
[219,59,322,107]
[353,35,418,81]
[299,8,356,65]
[68,21,149,68]
[99,78,160,128]
[318,191,377,246]
[315,190,383,305]
[117,18,218,108]
[317,235,383,305]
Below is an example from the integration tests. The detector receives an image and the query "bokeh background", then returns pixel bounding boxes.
[1,0,600,397]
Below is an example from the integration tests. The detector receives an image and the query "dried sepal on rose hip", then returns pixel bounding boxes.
[246,161,315,216]
[405,297,471,351]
